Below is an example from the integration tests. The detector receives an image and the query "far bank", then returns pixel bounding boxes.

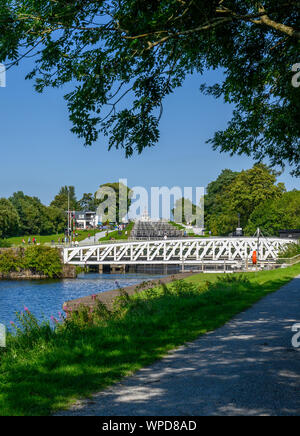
[0,246,76,280]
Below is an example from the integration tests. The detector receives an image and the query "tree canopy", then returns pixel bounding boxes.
[246,190,300,235]
[172,197,202,225]
[0,1,299,174]
[0,198,19,238]
[50,186,77,212]
[206,164,286,235]
[97,182,133,223]
[78,193,98,212]
[10,191,53,235]
[9,191,66,235]
[205,169,239,225]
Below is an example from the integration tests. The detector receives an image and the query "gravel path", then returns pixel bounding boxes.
[56,275,300,416]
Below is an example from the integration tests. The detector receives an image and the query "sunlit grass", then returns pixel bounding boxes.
[6,230,96,246]
[0,264,299,416]
[99,222,134,241]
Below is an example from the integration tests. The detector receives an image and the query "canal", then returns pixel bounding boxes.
[0,273,164,329]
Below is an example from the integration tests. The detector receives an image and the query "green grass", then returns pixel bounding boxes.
[99,222,134,241]
[0,264,300,416]
[187,233,208,237]
[4,223,133,247]
[6,230,95,246]
[169,221,208,237]
[169,221,185,230]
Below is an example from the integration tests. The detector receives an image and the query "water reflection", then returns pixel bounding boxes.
[0,273,164,328]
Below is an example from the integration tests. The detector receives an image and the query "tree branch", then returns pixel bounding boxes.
[250,6,300,40]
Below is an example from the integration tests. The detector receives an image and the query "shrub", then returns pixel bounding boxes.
[279,242,300,259]
[0,246,62,277]
[23,246,62,278]
[0,249,23,273]
[6,309,54,353]
[0,239,11,248]
[216,274,250,285]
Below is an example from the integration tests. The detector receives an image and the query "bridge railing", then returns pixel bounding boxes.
[50,237,202,248]
[62,237,294,267]
[54,236,293,249]
[276,254,300,266]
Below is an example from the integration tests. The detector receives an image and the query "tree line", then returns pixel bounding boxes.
[173,164,299,237]
[204,164,299,236]
[0,165,299,239]
[0,182,132,239]
[0,187,91,238]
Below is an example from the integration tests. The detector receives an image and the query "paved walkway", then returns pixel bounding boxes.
[79,230,114,245]
[57,276,300,416]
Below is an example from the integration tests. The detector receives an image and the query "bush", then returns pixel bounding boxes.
[0,249,23,273]
[0,239,12,248]
[279,242,300,258]
[8,309,54,351]
[23,246,62,278]
[0,246,62,277]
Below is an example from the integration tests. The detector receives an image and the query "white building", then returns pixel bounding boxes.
[73,211,99,229]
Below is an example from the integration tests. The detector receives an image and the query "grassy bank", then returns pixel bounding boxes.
[0,264,300,416]
[99,222,134,241]
[5,222,132,246]
[169,221,185,230]
[5,230,94,247]
[169,221,208,238]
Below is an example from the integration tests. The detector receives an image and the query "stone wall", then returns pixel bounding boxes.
[62,265,77,279]
[0,270,48,280]
[0,265,77,280]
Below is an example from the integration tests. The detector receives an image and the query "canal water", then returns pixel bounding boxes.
[0,273,164,329]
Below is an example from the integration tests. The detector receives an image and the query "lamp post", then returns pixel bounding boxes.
[67,189,70,245]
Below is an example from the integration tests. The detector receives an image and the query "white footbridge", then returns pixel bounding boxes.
[63,238,293,267]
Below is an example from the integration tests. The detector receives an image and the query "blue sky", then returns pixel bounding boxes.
[0,60,298,209]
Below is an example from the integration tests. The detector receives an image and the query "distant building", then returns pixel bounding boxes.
[228,228,244,237]
[279,229,300,240]
[140,209,151,222]
[235,228,243,237]
[73,211,99,229]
